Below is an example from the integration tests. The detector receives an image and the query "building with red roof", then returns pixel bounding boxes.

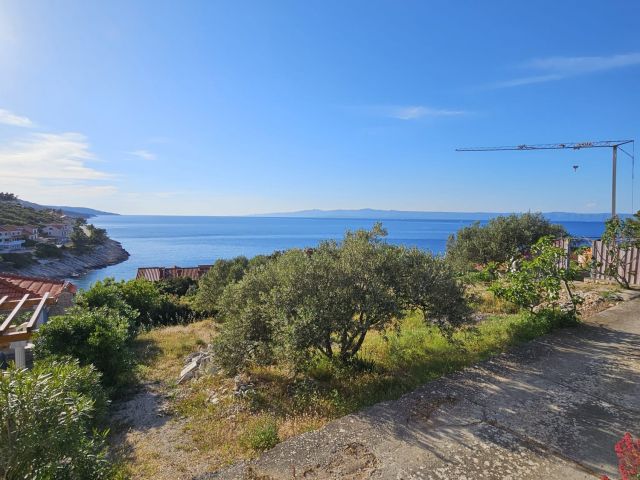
[136,265,212,282]
[0,274,78,368]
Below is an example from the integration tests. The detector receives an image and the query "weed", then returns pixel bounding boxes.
[240,417,280,451]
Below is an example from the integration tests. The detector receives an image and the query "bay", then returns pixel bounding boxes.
[71,215,606,290]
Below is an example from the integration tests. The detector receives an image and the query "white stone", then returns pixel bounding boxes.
[177,359,198,384]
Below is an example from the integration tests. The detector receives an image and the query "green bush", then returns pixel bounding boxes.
[86,224,108,245]
[70,225,92,251]
[34,307,134,390]
[399,247,472,338]
[35,242,63,258]
[194,256,250,313]
[194,255,275,314]
[0,252,35,268]
[157,277,198,296]
[490,236,579,313]
[0,359,115,479]
[213,224,470,371]
[77,278,197,329]
[240,418,279,451]
[446,213,566,272]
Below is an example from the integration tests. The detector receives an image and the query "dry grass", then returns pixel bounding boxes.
[112,307,581,479]
[133,320,217,382]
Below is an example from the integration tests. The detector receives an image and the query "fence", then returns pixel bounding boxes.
[554,238,570,270]
[591,240,640,286]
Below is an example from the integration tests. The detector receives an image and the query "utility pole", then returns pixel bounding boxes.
[612,145,617,218]
[456,140,634,218]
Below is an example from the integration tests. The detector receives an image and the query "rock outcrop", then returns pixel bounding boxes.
[2,239,129,279]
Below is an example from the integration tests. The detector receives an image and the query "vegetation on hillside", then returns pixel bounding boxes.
[20,217,610,476]
[0,199,63,226]
[122,308,577,475]
[0,192,18,201]
[69,222,109,251]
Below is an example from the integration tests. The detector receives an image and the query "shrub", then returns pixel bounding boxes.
[213,224,471,371]
[194,256,250,313]
[35,242,63,258]
[34,307,134,390]
[490,236,579,314]
[213,265,279,371]
[157,276,198,296]
[0,359,115,479]
[399,247,472,338]
[194,255,276,314]
[77,278,196,329]
[86,224,108,245]
[600,432,640,480]
[70,225,92,251]
[240,418,279,451]
[446,213,566,272]
[0,252,35,268]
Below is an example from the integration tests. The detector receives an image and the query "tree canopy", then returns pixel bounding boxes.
[446,213,566,271]
[213,224,470,371]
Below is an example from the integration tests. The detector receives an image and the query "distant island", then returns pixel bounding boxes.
[253,208,627,222]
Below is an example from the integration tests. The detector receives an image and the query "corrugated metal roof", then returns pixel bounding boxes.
[0,274,77,301]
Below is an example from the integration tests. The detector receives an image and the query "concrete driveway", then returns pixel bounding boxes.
[203,298,640,480]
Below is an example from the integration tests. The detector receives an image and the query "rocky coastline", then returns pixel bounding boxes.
[3,239,130,279]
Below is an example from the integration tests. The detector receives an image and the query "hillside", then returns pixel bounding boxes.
[17,200,116,218]
[0,201,64,226]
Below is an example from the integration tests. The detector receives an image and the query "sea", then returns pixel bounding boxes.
[70,215,607,290]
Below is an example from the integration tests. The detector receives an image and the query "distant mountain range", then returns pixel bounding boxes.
[253,209,628,222]
[17,200,117,218]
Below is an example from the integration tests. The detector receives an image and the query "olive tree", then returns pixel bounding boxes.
[399,247,472,337]
[446,213,566,272]
[213,224,471,371]
[194,255,275,314]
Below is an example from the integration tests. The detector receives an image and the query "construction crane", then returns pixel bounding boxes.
[456,140,635,218]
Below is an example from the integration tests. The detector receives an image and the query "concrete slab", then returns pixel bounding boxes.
[201,299,640,480]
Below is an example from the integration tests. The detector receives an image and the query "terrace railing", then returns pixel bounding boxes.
[0,293,52,368]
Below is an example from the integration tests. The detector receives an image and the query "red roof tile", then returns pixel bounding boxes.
[0,274,77,301]
[136,265,212,282]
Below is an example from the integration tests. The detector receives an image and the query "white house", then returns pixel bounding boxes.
[0,226,22,240]
[0,226,25,252]
[41,224,72,241]
[20,225,39,241]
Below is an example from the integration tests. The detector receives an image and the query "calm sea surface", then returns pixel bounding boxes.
[71,215,607,290]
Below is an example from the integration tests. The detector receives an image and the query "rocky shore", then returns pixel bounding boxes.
[4,239,130,279]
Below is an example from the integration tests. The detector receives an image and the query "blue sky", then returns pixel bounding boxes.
[0,1,639,215]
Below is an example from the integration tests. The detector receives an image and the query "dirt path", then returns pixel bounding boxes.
[202,298,640,479]
[110,382,216,480]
